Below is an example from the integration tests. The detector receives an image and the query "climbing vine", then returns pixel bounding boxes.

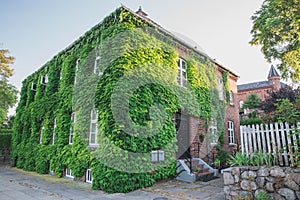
[12,6,227,193]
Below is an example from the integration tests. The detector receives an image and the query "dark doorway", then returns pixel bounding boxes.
[175,112,191,159]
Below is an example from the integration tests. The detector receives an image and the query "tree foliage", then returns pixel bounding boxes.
[261,86,300,113]
[250,0,300,82]
[0,49,18,123]
[242,93,261,110]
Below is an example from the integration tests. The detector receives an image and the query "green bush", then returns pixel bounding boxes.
[0,133,12,150]
[240,117,262,125]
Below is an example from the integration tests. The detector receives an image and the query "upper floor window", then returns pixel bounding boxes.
[69,112,76,144]
[74,58,80,84]
[218,78,224,101]
[228,121,235,145]
[59,70,62,80]
[40,75,48,85]
[94,56,101,75]
[229,91,234,105]
[31,82,37,91]
[89,109,98,146]
[177,58,187,87]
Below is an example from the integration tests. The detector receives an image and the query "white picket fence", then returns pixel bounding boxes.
[240,122,300,166]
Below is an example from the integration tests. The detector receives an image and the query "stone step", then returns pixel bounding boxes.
[195,168,209,173]
[196,171,215,182]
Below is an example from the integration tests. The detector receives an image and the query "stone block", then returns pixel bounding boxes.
[241,171,257,180]
[250,181,257,191]
[266,182,274,192]
[278,188,296,200]
[256,177,265,188]
[284,179,299,191]
[266,176,275,182]
[232,167,240,175]
[249,166,259,171]
[296,191,300,200]
[270,167,285,177]
[270,193,285,200]
[224,186,230,195]
[237,191,253,199]
[223,172,234,185]
[240,180,250,190]
[257,167,269,177]
[240,180,256,191]
[292,173,300,185]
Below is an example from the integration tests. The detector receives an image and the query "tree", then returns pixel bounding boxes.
[250,0,300,82]
[242,93,261,110]
[0,49,17,123]
[261,86,300,113]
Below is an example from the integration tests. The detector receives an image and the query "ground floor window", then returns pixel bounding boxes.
[228,121,235,145]
[65,167,74,179]
[86,169,92,183]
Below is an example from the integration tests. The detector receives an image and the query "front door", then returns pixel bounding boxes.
[175,112,190,159]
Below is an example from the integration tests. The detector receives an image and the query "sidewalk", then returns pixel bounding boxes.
[0,166,224,200]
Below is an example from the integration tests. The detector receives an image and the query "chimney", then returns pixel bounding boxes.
[136,6,148,17]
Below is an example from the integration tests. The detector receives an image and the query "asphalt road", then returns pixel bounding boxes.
[0,167,224,200]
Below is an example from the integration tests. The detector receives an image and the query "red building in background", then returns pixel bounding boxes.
[237,65,287,110]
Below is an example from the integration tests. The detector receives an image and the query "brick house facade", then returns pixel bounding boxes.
[12,6,241,187]
[238,65,287,108]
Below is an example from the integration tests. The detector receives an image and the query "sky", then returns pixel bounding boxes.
[1,0,278,114]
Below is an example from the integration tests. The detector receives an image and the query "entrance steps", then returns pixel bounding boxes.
[176,158,217,182]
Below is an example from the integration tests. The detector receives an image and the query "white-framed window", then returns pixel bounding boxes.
[52,118,56,145]
[31,82,37,91]
[177,58,187,87]
[65,167,74,178]
[40,75,48,85]
[59,70,62,80]
[40,123,44,144]
[69,112,76,144]
[218,78,224,100]
[86,169,92,184]
[94,56,101,75]
[76,58,80,71]
[74,58,80,84]
[151,150,165,162]
[229,91,234,105]
[89,109,98,146]
[239,100,244,108]
[228,121,235,145]
[209,118,218,145]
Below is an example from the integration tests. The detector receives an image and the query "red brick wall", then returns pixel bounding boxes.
[224,73,240,153]
[238,86,272,104]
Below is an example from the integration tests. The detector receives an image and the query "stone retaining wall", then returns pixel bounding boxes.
[223,166,300,200]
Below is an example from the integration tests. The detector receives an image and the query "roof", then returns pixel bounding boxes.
[238,81,272,91]
[268,65,280,78]
[121,6,239,78]
[238,81,288,91]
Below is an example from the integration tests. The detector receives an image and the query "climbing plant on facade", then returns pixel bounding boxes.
[12,6,227,193]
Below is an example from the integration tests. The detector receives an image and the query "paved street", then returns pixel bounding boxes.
[0,166,224,200]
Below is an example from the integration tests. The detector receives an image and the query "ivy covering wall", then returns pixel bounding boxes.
[12,6,227,193]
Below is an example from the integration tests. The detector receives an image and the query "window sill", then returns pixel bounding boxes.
[88,144,99,147]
